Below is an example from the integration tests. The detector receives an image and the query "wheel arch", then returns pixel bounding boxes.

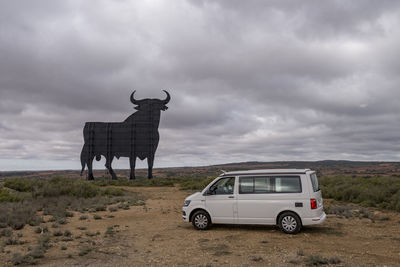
[189,208,212,223]
[276,210,302,225]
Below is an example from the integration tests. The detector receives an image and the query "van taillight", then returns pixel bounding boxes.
[310,198,317,209]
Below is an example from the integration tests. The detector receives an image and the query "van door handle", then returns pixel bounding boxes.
[228,196,234,198]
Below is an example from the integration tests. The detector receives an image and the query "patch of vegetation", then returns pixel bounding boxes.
[324,204,379,222]
[37,232,51,249]
[85,231,100,237]
[4,177,100,198]
[53,230,63,237]
[94,178,176,187]
[304,254,341,266]
[11,252,38,265]
[0,202,41,230]
[104,226,115,237]
[250,256,263,262]
[0,177,144,231]
[0,188,24,203]
[34,226,48,234]
[11,233,52,265]
[58,218,68,225]
[4,236,24,245]
[297,249,304,256]
[102,187,124,196]
[108,206,118,212]
[0,228,12,237]
[93,176,216,191]
[93,214,102,220]
[178,177,214,190]
[78,246,92,256]
[79,215,88,220]
[320,175,400,212]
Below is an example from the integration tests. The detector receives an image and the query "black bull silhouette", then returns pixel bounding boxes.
[80,90,170,180]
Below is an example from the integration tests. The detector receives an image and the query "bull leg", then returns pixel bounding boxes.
[129,156,136,180]
[147,155,154,179]
[87,155,95,180]
[105,156,117,180]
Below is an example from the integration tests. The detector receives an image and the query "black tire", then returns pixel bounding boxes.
[278,212,302,234]
[191,210,211,230]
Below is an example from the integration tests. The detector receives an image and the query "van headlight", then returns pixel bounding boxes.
[183,200,191,207]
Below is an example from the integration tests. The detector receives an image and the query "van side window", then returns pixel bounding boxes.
[255,177,272,193]
[209,177,235,195]
[275,177,302,193]
[239,176,301,194]
[240,177,253,193]
[239,177,273,193]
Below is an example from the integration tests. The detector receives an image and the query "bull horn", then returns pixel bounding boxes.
[162,90,171,104]
[130,90,142,105]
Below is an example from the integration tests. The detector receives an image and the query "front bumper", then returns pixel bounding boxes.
[182,207,189,222]
[302,212,326,225]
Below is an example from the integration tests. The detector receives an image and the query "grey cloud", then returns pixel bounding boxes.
[1,0,400,171]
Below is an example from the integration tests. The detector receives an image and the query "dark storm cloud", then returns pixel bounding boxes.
[1,0,400,170]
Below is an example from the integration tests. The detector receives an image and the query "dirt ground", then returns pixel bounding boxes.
[2,186,400,266]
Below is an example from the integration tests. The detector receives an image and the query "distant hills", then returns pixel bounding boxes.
[1,160,399,180]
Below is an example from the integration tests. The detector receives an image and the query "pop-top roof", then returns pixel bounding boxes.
[220,169,312,176]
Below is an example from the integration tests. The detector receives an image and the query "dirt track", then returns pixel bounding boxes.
[4,186,400,266]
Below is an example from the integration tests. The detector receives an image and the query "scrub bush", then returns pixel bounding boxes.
[320,175,400,212]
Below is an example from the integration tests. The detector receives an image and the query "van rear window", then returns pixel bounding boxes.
[239,176,301,194]
[310,173,320,192]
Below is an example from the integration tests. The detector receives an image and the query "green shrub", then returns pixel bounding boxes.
[11,252,38,265]
[64,230,72,237]
[53,230,63,237]
[79,215,88,220]
[37,233,51,249]
[102,187,124,196]
[78,246,92,256]
[4,178,32,192]
[320,175,400,211]
[108,206,118,212]
[104,226,115,237]
[93,214,102,220]
[305,254,328,266]
[0,189,23,203]
[4,177,102,198]
[0,228,12,237]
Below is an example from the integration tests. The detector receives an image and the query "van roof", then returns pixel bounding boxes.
[220,169,312,176]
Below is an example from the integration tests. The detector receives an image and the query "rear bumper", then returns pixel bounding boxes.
[302,212,326,225]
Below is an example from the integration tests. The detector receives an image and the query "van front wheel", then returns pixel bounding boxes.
[278,212,301,234]
[192,210,211,230]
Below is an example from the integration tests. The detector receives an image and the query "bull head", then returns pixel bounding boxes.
[130,90,170,111]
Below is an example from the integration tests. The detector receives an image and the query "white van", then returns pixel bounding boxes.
[182,169,326,234]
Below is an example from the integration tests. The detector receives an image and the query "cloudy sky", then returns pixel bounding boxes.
[1,0,400,171]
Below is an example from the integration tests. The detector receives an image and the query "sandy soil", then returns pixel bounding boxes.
[2,186,400,266]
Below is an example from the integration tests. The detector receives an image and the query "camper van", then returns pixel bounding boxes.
[182,169,325,234]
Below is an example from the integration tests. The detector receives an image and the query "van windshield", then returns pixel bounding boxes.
[310,173,320,192]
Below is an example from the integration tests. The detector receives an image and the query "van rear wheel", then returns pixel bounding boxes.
[278,212,301,234]
[192,210,211,230]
